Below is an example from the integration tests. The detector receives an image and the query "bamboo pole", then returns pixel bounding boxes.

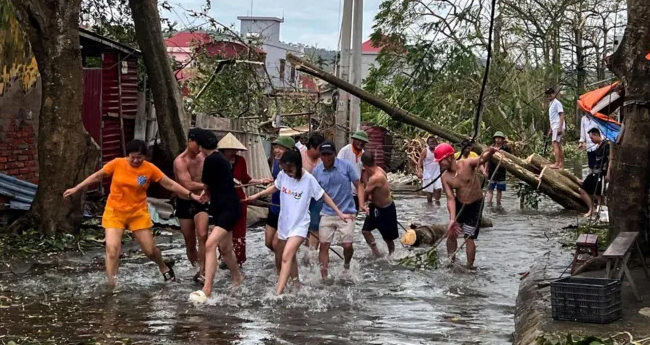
[286,53,587,212]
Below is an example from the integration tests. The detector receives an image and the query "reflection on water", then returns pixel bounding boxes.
[0,191,575,344]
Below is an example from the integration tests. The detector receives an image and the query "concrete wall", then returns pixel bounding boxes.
[361,53,379,82]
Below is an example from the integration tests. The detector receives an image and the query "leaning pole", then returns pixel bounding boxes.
[286,53,587,212]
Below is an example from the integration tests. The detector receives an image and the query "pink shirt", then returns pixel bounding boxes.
[301,150,321,173]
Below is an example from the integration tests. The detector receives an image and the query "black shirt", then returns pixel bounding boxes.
[592,140,610,175]
[487,144,510,182]
[202,151,239,213]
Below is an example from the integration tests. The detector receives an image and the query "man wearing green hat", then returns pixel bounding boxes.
[337,130,369,211]
[486,131,510,206]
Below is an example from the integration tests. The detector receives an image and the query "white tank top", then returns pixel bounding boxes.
[423,148,440,179]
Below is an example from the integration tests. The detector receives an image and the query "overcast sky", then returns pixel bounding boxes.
[168,0,383,50]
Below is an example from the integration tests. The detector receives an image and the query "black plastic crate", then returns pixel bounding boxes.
[551,277,622,324]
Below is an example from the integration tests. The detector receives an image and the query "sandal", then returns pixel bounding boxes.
[193,271,205,286]
[189,290,208,303]
[163,260,176,282]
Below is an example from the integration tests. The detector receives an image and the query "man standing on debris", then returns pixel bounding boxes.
[546,88,565,169]
[360,151,399,256]
[578,128,611,218]
[486,131,510,206]
[173,128,209,284]
[417,136,443,203]
[436,143,498,269]
[313,141,364,277]
[337,130,369,211]
[301,133,326,249]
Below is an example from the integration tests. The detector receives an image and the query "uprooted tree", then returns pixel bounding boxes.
[8,0,100,234]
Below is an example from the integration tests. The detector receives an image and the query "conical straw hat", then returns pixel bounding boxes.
[217,133,247,151]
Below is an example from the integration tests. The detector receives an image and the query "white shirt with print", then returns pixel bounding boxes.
[275,170,325,238]
[548,98,566,130]
[337,144,363,195]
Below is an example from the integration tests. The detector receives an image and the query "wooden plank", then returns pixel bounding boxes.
[603,232,639,258]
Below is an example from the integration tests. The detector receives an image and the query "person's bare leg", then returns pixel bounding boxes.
[201,227,229,297]
[272,233,284,275]
[195,213,209,275]
[550,142,561,169]
[385,240,395,256]
[362,230,381,256]
[342,242,353,269]
[104,228,125,286]
[132,229,168,272]
[446,234,458,261]
[179,219,198,266]
[264,225,276,252]
[487,190,494,204]
[308,230,320,250]
[558,142,565,169]
[466,239,476,268]
[579,189,594,218]
[319,242,330,279]
[434,189,442,205]
[277,237,304,294]
[426,192,433,203]
[218,232,244,285]
[496,190,502,206]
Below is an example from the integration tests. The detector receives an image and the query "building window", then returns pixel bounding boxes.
[279,59,286,82]
[290,64,296,84]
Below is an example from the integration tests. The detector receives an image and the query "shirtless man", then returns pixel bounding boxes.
[173,128,209,284]
[360,152,399,256]
[435,143,497,269]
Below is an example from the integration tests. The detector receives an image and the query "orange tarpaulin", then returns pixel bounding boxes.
[577,82,621,125]
[646,52,650,60]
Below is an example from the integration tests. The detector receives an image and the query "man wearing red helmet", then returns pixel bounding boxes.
[435,142,498,269]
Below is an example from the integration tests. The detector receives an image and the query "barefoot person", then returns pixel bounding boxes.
[301,133,325,249]
[486,131,510,206]
[578,128,611,218]
[416,136,442,203]
[218,133,273,268]
[436,143,497,269]
[360,152,399,256]
[337,130,369,211]
[189,130,244,303]
[173,128,209,284]
[247,150,353,294]
[312,141,364,278]
[63,139,203,286]
[546,88,565,169]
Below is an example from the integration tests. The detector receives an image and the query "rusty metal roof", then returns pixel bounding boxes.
[0,173,36,211]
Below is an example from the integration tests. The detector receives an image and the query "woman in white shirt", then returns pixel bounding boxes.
[247,150,353,294]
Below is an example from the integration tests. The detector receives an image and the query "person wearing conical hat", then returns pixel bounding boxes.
[486,131,510,206]
[217,133,273,268]
[337,130,368,212]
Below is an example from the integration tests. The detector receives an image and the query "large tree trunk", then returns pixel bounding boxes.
[287,53,588,212]
[128,0,187,160]
[608,1,650,240]
[9,0,100,235]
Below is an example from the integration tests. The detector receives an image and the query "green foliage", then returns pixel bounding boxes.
[560,222,610,249]
[515,182,543,209]
[399,247,440,269]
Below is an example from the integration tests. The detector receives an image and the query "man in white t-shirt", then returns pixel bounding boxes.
[337,130,368,212]
[578,114,599,173]
[545,88,565,169]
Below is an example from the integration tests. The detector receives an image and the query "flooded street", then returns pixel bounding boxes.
[1,191,576,344]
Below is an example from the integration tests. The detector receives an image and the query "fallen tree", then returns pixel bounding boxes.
[402,219,494,247]
[287,53,587,212]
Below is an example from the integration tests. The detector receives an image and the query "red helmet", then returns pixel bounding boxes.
[434,143,455,162]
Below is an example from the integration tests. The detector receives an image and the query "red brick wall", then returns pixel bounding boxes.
[0,114,38,183]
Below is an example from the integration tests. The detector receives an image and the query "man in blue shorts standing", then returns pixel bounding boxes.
[486,131,510,206]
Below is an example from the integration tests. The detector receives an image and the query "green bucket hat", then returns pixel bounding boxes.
[272,136,296,150]
[351,130,369,143]
[493,131,505,139]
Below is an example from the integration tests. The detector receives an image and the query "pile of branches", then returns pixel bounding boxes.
[402,138,427,174]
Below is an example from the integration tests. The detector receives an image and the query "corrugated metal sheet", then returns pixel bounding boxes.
[82,69,102,143]
[0,173,36,211]
[363,125,388,169]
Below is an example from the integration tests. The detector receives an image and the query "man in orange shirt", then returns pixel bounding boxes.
[64,140,203,286]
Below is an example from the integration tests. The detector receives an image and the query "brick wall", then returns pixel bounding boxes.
[0,78,41,184]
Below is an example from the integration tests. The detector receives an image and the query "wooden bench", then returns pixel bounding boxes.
[603,231,650,301]
[571,234,599,275]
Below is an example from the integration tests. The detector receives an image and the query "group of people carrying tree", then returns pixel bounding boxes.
[62,89,611,301]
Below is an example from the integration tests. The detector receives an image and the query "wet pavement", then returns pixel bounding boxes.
[0,191,577,344]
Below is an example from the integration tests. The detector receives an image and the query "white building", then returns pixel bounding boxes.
[360,38,382,82]
[237,16,306,90]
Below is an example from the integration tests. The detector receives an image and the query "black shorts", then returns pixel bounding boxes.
[362,202,399,241]
[175,198,209,219]
[208,205,241,231]
[587,151,597,169]
[582,173,605,196]
[455,197,484,240]
[353,195,359,213]
[266,208,279,229]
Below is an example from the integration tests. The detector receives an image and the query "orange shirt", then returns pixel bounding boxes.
[301,150,321,173]
[102,158,164,212]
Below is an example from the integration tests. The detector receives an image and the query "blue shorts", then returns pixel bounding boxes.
[488,181,507,191]
[309,198,323,231]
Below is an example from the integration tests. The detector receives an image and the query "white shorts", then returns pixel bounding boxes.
[422,178,443,193]
[319,215,355,243]
[551,128,563,143]
[277,226,308,241]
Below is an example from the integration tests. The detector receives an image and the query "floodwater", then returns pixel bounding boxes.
[0,191,577,344]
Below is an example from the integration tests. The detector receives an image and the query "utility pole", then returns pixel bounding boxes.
[349,0,363,134]
[335,0,353,151]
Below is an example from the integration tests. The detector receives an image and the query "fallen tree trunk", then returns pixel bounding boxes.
[403,219,494,247]
[287,54,587,212]
[527,153,582,188]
